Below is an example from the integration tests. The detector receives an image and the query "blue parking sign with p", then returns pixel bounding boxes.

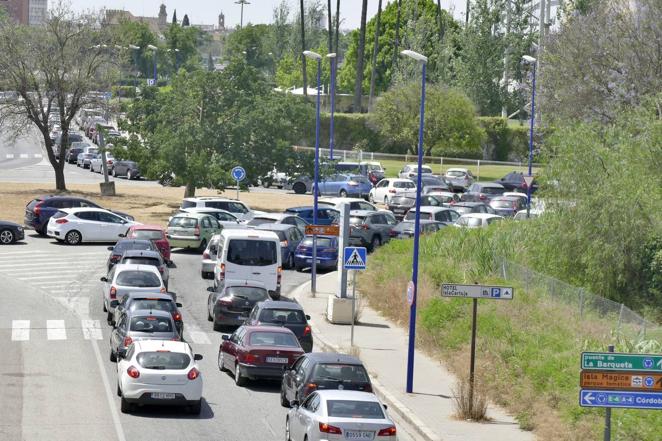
[491,288,501,298]
[344,247,367,270]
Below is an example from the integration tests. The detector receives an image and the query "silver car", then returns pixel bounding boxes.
[348,210,398,251]
[109,309,180,362]
[286,390,397,441]
[444,168,475,191]
[118,250,170,290]
[101,264,166,323]
[201,234,222,279]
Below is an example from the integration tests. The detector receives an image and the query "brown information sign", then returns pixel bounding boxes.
[580,370,662,391]
[305,224,340,236]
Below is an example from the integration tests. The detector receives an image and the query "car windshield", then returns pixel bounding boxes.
[129,299,174,312]
[131,230,163,240]
[301,237,333,247]
[168,217,198,228]
[452,206,473,214]
[226,286,269,301]
[129,316,172,333]
[446,170,465,177]
[482,187,505,195]
[312,363,370,383]
[226,239,278,266]
[116,271,161,287]
[122,257,160,267]
[426,187,446,193]
[326,400,385,419]
[248,331,299,347]
[393,222,414,232]
[393,181,414,189]
[404,212,432,221]
[136,352,190,370]
[258,308,306,324]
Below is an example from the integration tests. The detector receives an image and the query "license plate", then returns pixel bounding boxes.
[394,209,404,213]
[345,431,374,440]
[151,392,176,399]
[266,357,289,363]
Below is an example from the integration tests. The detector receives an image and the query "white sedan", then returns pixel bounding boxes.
[117,340,203,414]
[286,390,397,441]
[47,208,138,245]
[454,213,504,228]
[369,178,416,205]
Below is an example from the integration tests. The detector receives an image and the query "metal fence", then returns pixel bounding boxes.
[497,259,659,338]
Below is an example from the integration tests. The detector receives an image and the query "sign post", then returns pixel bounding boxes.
[441,283,514,415]
[343,246,367,347]
[231,166,246,200]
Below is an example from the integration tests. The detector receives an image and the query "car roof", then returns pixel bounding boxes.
[121,250,162,259]
[170,212,208,220]
[60,207,110,214]
[398,219,441,225]
[258,300,305,311]
[130,224,164,231]
[417,206,453,213]
[348,210,376,217]
[453,201,484,207]
[478,182,505,189]
[389,178,415,182]
[126,308,172,319]
[241,325,299,334]
[183,197,241,203]
[112,263,161,274]
[255,223,296,232]
[315,390,379,402]
[492,196,521,201]
[253,213,287,220]
[301,352,363,365]
[221,229,280,240]
[181,207,234,215]
[287,206,338,212]
[134,340,191,354]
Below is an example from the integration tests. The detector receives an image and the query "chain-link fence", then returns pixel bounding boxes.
[497,259,659,338]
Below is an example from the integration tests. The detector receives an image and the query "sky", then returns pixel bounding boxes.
[60,0,466,30]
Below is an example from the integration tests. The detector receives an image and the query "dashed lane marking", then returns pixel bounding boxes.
[11,320,30,341]
[46,320,67,340]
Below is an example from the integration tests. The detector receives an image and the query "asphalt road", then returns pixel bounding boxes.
[0,233,312,441]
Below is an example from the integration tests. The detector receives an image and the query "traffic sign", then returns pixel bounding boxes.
[579,389,662,409]
[231,166,246,182]
[441,284,513,300]
[407,281,415,306]
[343,247,367,271]
[146,78,155,86]
[581,371,662,391]
[581,352,662,373]
[305,225,339,236]
[523,175,535,188]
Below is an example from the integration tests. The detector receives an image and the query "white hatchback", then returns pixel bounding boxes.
[369,178,416,205]
[117,340,203,414]
[101,264,166,322]
[47,208,138,245]
[454,213,504,228]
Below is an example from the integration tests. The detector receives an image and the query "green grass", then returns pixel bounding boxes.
[378,158,540,182]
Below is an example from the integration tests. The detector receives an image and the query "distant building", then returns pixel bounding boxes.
[104,3,169,36]
[1,0,45,25]
[27,0,46,25]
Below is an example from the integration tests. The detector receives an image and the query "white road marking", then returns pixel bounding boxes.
[81,319,103,340]
[55,297,90,316]
[11,320,30,341]
[89,338,127,441]
[19,153,28,158]
[33,153,42,158]
[17,272,100,280]
[46,320,67,340]
[5,153,14,159]
[0,259,104,268]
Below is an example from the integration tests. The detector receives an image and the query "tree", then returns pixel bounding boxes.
[353,0,368,112]
[225,24,276,73]
[164,24,203,75]
[0,5,114,191]
[299,0,308,95]
[182,14,190,27]
[368,0,383,109]
[370,82,485,157]
[276,44,331,90]
[172,9,177,25]
[110,19,157,78]
[207,53,214,72]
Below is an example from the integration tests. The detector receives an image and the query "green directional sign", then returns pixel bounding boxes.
[582,352,662,373]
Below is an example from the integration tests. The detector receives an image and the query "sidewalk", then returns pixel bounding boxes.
[290,272,535,441]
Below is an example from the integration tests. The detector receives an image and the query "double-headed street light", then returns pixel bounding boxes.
[327,53,337,160]
[400,49,428,394]
[147,45,158,84]
[522,55,537,218]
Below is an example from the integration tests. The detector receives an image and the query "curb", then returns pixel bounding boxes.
[289,276,441,441]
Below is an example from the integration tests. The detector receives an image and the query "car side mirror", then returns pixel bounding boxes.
[305,315,311,320]
[221,334,229,341]
[107,246,114,251]
[116,352,124,360]
[118,233,125,237]
[383,404,388,410]
[207,286,215,292]
[175,302,182,308]
[194,354,203,361]
[290,400,299,408]
[100,277,108,282]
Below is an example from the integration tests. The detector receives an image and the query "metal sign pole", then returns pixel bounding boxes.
[351,270,356,346]
[468,298,478,416]
[236,179,239,200]
[604,344,614,441]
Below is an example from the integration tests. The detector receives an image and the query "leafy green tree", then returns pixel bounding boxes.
[225,24,276,73]
[111,19,157,78]
[370,82,485,157]
[276,43,331,90]
[182,14,190,27]
[163,24,203,75]
[172,9,177,25]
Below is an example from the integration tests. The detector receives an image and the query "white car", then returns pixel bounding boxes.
[403,206,460,224]
[398,163,434,179]
[454,213,504,228]
[180,197,264,222]
[47,208,138,245]
[101,264,166,322]
[514,209,543,220]
[503,192,529,204]
[369,178,416,205]
[117,340,203,415]
[425,191,460,206]
[444,168,475,191]
[286,390,397,441]
[245,212,309,233]
[89,153,115,173]
[177,207,243,227]
[318,197,380,212]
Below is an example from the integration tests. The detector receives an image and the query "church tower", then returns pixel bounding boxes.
[158,4,167,29]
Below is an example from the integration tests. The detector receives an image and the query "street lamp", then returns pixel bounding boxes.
[304,49,322,295]
[522,55,537,218]
[400,49,428,394]
[128,45,140,90]
[147,45,158,84]
[327,53,337,160]
[235,0,251,29]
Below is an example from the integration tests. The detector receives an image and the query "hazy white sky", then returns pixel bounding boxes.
[59,0,466,29]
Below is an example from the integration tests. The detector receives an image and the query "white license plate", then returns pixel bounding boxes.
[266,357,288,363]
[151,392,176,399]
[345,431,374,440]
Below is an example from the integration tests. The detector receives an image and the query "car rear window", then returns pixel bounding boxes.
[116,271,161,287]
[491,200,514,208]
[131,230,163,240]
[114,240,155,253]
[247,218,276,226]
[51,211,68,219]
[326,400,384,419]
[137,351,190,370]
[301,237,333,247]
[482,187,505,195]
[312,363,370,383]
[458,217,483,227]
[181,200,195,208]
[226,286,269,302]
[452,206,472,214]
[168,217,198,228]
[446,170,465,177]
[129,299,174,312]
[129,316,172,332]
[393,181,414,189]
[404,212,432,221]
[258,308,306,324]
[226,239,277,266]
[206,201,248,214]
[122,257,160,267]
[248,331,299,347]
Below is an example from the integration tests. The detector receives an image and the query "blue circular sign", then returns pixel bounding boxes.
[231,166,246,182]
[644,358,653,369]
[645,376,655,388]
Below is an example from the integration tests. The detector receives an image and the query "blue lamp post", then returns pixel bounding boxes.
[522,55,537,218]
[327,52,337,160]
[304,50,323,294]
[400,49,428,394]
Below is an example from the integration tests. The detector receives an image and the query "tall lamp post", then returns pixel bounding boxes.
[400,49,428,394]
[235,0,251,29]
[304,50,323,295]
[147,44,158,84]
[128,45,140,90]
[522,55,537,218]
[327,53,337,160]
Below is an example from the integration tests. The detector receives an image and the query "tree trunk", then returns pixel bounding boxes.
[368,0,383,110]
[299,0,308,96]
[334,0,340,56]
[353,0,368,113]
[392,0,402,69]
[184,182,196,198]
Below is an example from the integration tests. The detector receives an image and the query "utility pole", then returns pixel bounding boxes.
[235,0,250,29]
[502,0,511,118]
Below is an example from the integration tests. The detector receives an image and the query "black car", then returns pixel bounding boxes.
[112,292,183,333]
[245,301,313,352]
[280,352,372,407]
[461,183,507,203]
[106,239,159,270]
[207,285,270,331]
[420,175,453,192]
[0,220,25,244]
[65,147,84,164]
[497,171,538,193]
[113,160,141,180]
[449,201,495,215]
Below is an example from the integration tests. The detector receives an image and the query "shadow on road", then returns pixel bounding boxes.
[127,397,215,420]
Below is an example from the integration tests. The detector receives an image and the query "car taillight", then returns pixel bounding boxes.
[388,189,396,193]
[110,254,120,262]
[123,336,133,347]
[202,251,210,259]
[33,201,44,216]
[319,422,342,434]
[187,367,200,380]
[194,226,200,237]
[303,325,311,337]
[304,383,317,395]
[242,352,259,364]
[377,426,397,436]
[55,218,68,224]
[389,230,397,237]
[218,263,225,281]
[127,365,140,378]
[158,266,164,273]
[218,297,233,306]
[479,194,487,200]
[172,312,182,321]
[280,240,288,247]
[361,224,369,230]
[109,286,117,299]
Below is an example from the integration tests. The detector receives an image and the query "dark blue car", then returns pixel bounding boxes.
[284,206,340,225]
[294,235,339,272]
[254,224,305,269]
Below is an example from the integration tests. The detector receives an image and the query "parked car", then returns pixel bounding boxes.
[76,152,95,168]
[254,224,305,269]
[118,250,169,289]
[218,325,305,386]
[399,164,434,179]
[54,132,84,155]
[112,160,141,180]
[284,207,340,226]
[425,191,460,206]
[389,219,445,239]
[166,212,222,252]
[112,292,183,333]
[294,235,339,272]
[89,153,115,173]
[286,390,397,441]
[360,161,386,185]
[503,191,529,205]
[387,194,456,219]
[497,171,538,193]
[65,146,85,163]
[201,234,222,279]
[403,206,460,225]
[207,284,270,330]
[116,340,202,414]
[461,182,507,202]
[348,210,398,251]
[444,168,475,191]
[280,352,372,406]
[420,175,453,193]
[47,208,139,245]
[318,174,372,199]
[180,197,260,222]
[245,300,313,352]
[0,220,25,245]
[178,207,242,227]
[318,197,379,212]
[109,308,180,362]
[514,209,542,220]
[454,213,504,228]
[246,213,309,235]
[107,239,159,271]
[369,178,416,205]
[489,196,527,217]
[125,225,170,262]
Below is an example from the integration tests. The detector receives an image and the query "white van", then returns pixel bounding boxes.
[213,229,282,296]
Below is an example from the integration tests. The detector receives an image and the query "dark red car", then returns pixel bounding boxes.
[218,325,304,386]
[126,224,171,262]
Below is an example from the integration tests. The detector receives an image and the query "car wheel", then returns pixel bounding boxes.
[234,363,246,386]
[207,301,213,322]
[295,265,303,273]
[112,168,117,177]
[64,230,82,245]
[103,302,107,312]
[109,349,117,362]
[293,182,306,195]
[285,417,292,440]
[218,351,227,372]
[107,311,114,326]
[339,189,348,198]
[189,400,202,415]
[281,386,290,408]
[287,253,295,269]
[262,179,272,188]
[370,236,381,252]
[198,239,207,253]
[120,397,132,414]
[0,229,15,244]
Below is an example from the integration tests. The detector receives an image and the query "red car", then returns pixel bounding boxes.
[126,225,171,262]
[218,325,304,386]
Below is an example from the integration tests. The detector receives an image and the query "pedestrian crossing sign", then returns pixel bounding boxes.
[343,247,367,270]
